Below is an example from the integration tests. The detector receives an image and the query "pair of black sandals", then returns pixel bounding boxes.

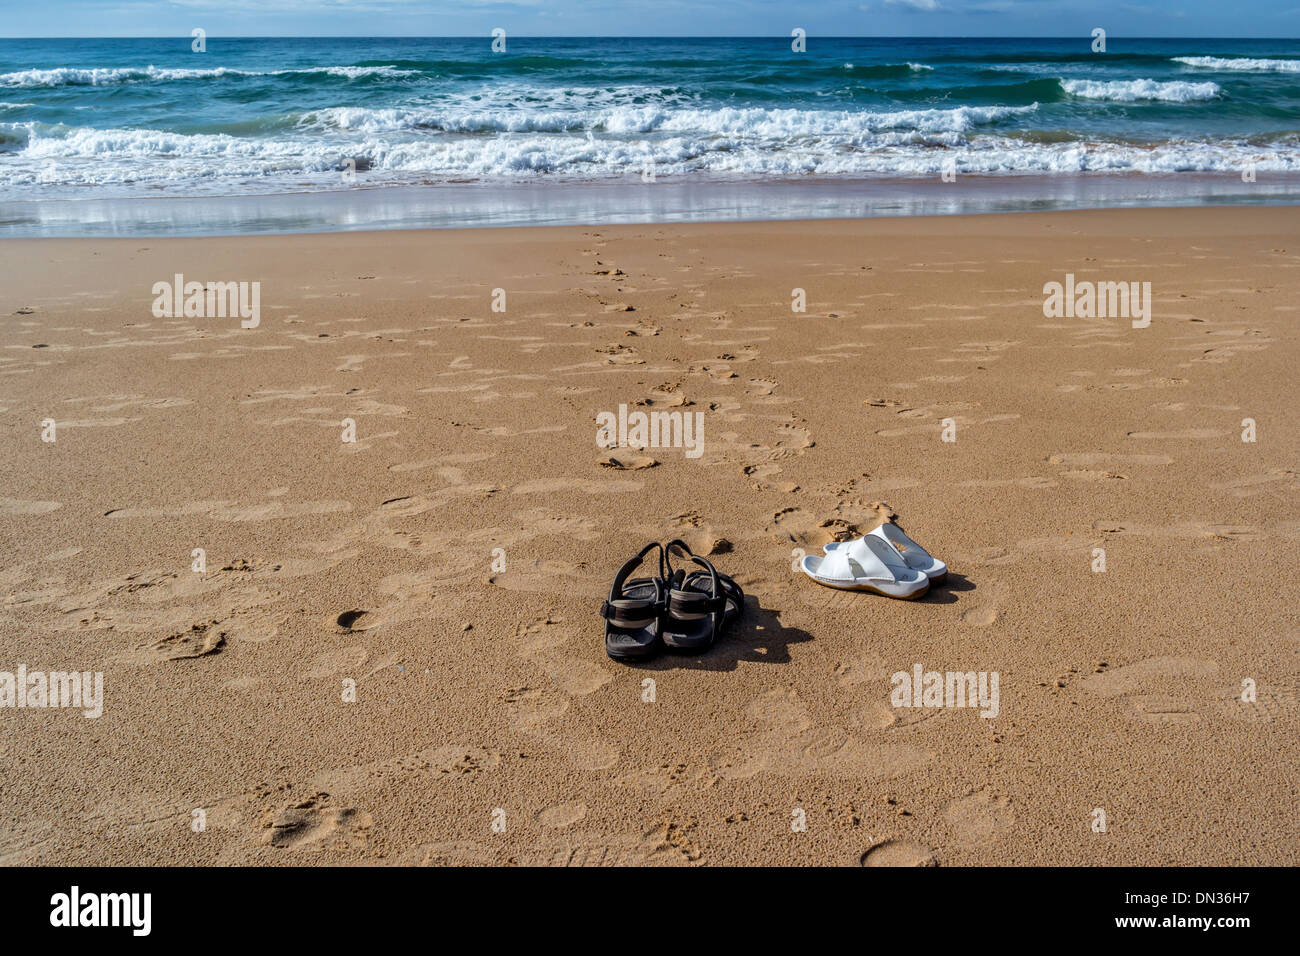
[601,540,744,661]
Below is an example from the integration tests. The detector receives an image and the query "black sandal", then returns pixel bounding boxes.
[661,539,744,652]
[601,542,668,661]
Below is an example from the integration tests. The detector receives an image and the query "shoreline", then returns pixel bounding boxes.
[4,173,1299,239]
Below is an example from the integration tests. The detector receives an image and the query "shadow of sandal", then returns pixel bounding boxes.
[917,571,976,606]
[625,596,813,672]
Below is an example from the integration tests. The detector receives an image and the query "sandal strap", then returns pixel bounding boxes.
[606,542,666,605]
[600,599,660,629]
[676,587,728,608]
[664,539,721,594]
[603,542,669,631]
[668,591,727,613]
[663,539,744,622]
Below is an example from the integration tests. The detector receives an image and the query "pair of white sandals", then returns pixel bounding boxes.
[799,522,946,599]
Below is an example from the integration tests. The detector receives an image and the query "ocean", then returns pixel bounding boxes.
[2,36,1299,233]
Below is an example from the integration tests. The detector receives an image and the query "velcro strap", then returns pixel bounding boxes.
[601,600,658,628]
[669,593,726,615]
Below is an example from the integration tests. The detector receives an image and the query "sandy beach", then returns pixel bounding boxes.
[2,205,1298,866]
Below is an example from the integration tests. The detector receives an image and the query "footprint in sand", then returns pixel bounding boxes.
[340,429,401,455]
[860,838,936,867]
[1047,452,1172,467]
[662,511,735,557]
[263,794,373,851]
[743,462,798,493]
[1208,469,1298,498]
[595,342,642,364]
[1127,428,1224,440]
[305,646,368,679]
[55,417,142,429]
[389,451,496,474]
[771,420,815,456]
[852,698,946,732]
[962,606,999,627]
[513,478,642,496]
[361,567,472,630]
[1092,519,1265,542]
[103,498,351,522]
[504,686,571,732]
[515,617,611,697]
[315,744,503,796]
[0,820,57,865]
[953,535,1099,568]
[745,687,813,734]
[0,498,61,516]
[894,400,981,421]
[538,658,611,697]
[943,789,1014,844]
[327,749,504,801]
[709,688,932,781]
[506,622,618,770]
[145,622,227,662]
[488,557,605,599]
[960,580,1005,627]
[504,685,619,771]
[523,828,677,867]
[642,385,692,408]
[876,410,1019,438]
[1079,657,1219,725]
[834,654,890,688]
[1079,657,1218,697]
[766,507,853,550]
[613,760,712,796]
[537,803,588,829]
[642,817,706,866]
[458,421,566,438]
[958,476,1057,490]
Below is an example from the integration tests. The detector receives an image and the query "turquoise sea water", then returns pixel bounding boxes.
[1,36,1298,232]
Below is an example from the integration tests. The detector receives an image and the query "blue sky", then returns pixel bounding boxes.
[2,0,1298,38]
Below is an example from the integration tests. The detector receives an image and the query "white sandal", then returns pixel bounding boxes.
[826,523,947,583]
[872,522,947,582]
[799,535,930,599]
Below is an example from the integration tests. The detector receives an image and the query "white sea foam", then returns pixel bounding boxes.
[1173,56,1300,73]
[0,64,415,87]
[298,102,1037,137]
[7,112,1298,195]
[1060,78,1222,102]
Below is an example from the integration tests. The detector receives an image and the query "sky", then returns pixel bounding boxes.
[1,0,1298,38]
